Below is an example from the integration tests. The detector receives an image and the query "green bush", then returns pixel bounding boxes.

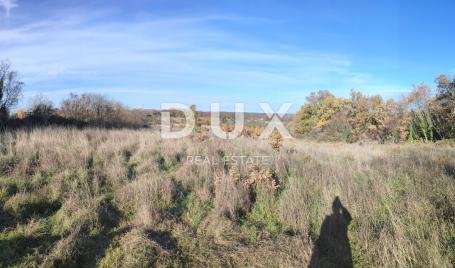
[244,191,282,237]
[182,193,212,231]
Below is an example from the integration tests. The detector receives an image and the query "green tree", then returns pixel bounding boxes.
[407,110,434,143]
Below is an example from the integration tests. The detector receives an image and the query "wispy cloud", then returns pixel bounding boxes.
[23,88,178,97]
[0,0,17,17]
[0,5,402,110]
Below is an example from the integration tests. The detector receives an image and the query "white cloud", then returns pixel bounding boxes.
[0,7,394,109]
[0,0,18,17]
[23,88,178,97]
[1,12,354,86]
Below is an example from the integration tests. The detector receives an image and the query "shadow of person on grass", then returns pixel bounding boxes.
[309,196,353,268]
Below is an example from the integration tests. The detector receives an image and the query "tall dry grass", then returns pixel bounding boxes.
[0,127,454,267]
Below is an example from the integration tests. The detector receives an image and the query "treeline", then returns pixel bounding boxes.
[2,60,455,142]
[0,61,147,129]
[9,93,147,129]
[292,75,455,143]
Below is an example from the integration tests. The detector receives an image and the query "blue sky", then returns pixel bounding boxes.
[0,0,454,112]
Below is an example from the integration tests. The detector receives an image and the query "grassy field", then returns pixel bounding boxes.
[0,128,454,267]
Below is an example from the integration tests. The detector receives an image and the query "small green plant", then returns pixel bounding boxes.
[244,191,282,237]
[182,193,212,231]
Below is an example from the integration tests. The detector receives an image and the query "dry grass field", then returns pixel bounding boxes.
[0,128,454,267]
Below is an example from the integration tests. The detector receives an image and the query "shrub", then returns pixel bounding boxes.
[245,165,279,191]
[60,93,145,128]
[28,95,55,124]
[269,130,283,151]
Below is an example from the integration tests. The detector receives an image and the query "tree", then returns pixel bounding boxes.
[0,61,23,122]
[407,110,434,143]
[60,93,144,128]
[294,90,340,134]
[404,84,432,110]
[345,91,402,142]
[28,94,55,124]
[347,90,370,140]
[401,84,435,142]
[432,75,455,139]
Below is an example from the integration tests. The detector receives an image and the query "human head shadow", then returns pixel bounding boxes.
[309,196,353,268]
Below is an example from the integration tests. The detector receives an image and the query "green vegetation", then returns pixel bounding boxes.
[0,128,454,267]
[1,61,455,266]
[293,76,455,143]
